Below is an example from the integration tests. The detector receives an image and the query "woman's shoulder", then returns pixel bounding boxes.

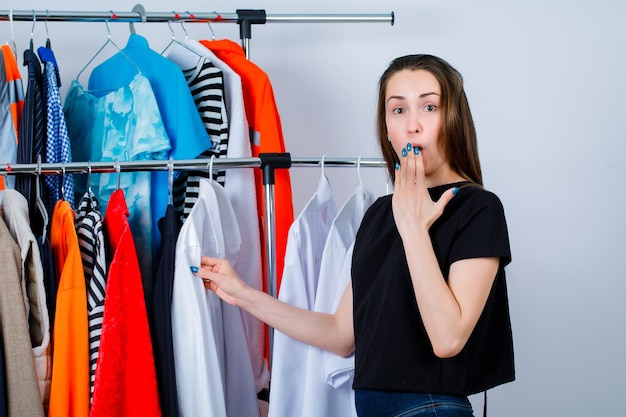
[456,183,505,209]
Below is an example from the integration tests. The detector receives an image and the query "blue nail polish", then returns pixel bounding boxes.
[402,148,407,157]
[414,147,419,155]
[406,143,412,151]
[452,187,459,195]
[395,162,400,170]
[190,266,199,273]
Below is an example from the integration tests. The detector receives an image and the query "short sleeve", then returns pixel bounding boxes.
[449,190,511,267]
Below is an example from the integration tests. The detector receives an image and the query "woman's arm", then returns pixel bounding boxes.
[403,230,499,358]
[392,143,499,358]
[195,256,355,357]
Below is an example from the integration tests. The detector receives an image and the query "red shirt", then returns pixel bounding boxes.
[90,190,161,417]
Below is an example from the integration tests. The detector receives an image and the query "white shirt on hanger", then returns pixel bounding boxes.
[299,184,375,417]
[172,177,260,417]
[172,177,227,417]
[268,173,336,417]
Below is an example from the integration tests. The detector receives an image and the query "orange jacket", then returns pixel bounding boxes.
[49,200,90,417]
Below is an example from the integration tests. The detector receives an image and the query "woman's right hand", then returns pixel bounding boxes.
[193,256,249,307]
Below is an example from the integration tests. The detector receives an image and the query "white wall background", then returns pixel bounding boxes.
[3,1,625,415]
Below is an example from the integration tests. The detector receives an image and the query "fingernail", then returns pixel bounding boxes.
[452,187,459,195]
[402,148,407,157]
[395,162,400,170]
[414,147,419,155]
[406,143,412,151]
[190,266,199,273]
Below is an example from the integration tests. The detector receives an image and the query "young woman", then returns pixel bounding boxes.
[194,54,514,417]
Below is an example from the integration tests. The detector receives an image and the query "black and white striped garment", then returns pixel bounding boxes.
[75,192,107,403]
[173,57,229,222]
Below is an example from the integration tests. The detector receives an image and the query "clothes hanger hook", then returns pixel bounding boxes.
[105,19,113,40]
[180,16,190,39]
[207,10,217,40]
[87,161,93,197]
[115,159,121,190]
[44,10,51,47]
[30,10,37,40]
[167,157,174,205]
[8,9,17,55]
[357,156,364,187]
[321,154,327,178]
[36,154,42,177]
[167,20,176,39]
[208,155,215,181]
[61,162,66,200]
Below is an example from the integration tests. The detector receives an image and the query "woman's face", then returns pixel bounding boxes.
[385,69,450,185]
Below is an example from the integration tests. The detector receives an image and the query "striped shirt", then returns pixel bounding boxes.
[75,192,107,403]
[171,56,229,221]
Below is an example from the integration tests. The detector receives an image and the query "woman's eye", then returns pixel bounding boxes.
[392,108,404,114]
[424,104,437,112]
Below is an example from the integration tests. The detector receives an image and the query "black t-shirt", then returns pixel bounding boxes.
[351,182,514,396]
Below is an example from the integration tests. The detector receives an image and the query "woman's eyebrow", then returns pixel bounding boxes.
[387,92,440,103]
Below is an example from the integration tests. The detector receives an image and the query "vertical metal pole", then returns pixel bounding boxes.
[263,179,276,365]
[259,153,291,369]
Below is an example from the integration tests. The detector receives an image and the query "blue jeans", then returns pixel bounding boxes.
[354,389,474,417]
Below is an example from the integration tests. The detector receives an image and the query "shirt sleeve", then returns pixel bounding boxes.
[449,190,512,267]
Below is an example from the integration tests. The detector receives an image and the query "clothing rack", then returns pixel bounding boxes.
[1,7,394,57]
[1,7,392,368]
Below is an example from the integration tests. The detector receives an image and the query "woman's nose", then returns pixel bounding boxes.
[408,112,421,134]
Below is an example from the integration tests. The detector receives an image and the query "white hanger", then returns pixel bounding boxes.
[35,155,49,241]
[356,156,364,188]
[208,155,216,181]
[8,9,17,57]
[114,159,121,190]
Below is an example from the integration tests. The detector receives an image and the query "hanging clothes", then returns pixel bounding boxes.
[171,178,227,417]
[165,46,229,221]
[0,190,52,409]
[299,184,374,417]
[269,173,337,417]
[86,33,213,252]
[38,47,74,212]
[150,204,182,417]
[90,189,161,417]
[208,179,259,417]
[0,44,24,191]
[48,199,89,417]
[200,38,295,296]
[16,48,46,231]
[0,215,44,417]
[64,73,171,298]
[173,178,259,416]
[74,191,106,403]
[171,39,267,392]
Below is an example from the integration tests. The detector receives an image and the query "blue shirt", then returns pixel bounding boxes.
[87,34,212,247]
